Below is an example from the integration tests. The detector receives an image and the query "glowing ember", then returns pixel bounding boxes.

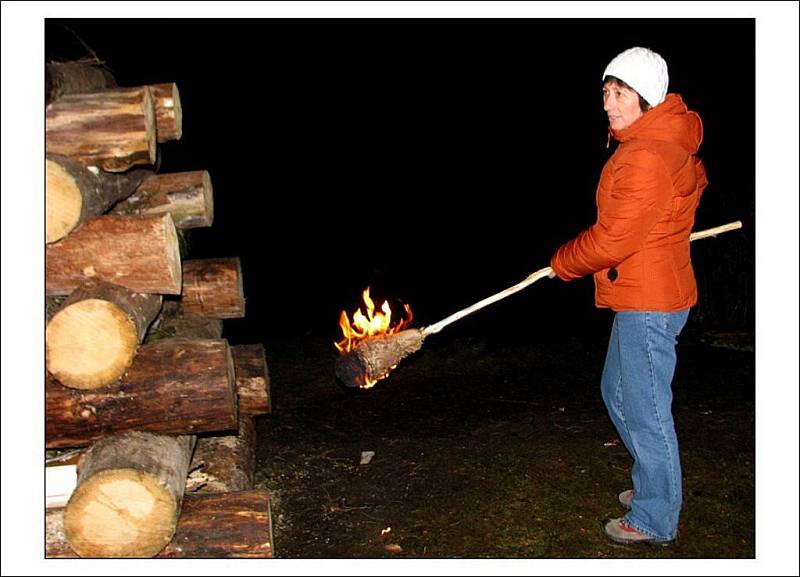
[334,287,413,388]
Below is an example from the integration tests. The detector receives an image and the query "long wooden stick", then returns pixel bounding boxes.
[688,220,742,241]
[422,220,742,336]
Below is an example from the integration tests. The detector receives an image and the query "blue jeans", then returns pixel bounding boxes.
[601,309,690,541]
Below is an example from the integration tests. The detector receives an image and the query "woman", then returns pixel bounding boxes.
[549,46,708,545]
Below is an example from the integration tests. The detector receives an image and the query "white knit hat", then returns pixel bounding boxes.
[603,47,669,108]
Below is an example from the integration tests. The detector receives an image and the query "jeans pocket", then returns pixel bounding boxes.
[659,309,690,337]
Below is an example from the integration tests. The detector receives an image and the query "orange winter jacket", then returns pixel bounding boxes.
[551,93,708,312]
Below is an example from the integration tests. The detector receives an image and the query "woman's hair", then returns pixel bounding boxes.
[603,75,651,112]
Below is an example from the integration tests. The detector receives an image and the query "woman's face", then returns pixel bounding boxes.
[603,81,643,131]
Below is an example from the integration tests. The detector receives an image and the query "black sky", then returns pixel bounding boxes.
[45,18,755,344]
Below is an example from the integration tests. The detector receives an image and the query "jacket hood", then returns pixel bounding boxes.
[610,93,703,154]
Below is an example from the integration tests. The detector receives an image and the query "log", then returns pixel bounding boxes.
[62,432,196,557]
[335,328,426,389]
[46,86,157,172]
[46,60,117,105]
[187,416,256,493]
[45,295,67,322]
[160,490,274,558]
[46,213,182,296]
[180,258,245,319]
[111,170,213,229]
[46,279,162,390]
[46,154,153,243]
[149,83,183,142]
[232,344,271,415]
[144,300,223,343]
[46,338,238,448]
[144,315,268,414]
[47,490,274,558]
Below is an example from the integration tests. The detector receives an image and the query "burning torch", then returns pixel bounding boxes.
[335,221,743,389]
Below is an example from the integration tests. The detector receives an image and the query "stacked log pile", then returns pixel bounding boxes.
[44,60,273,558]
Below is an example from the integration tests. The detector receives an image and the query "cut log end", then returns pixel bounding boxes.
[46,299,138,389]
[167,83,183,141]
[164,214,182,293]
[335,328,426,389]
[151,83,182,142]
[202,170,214,226]
[181,257,244,318]
[143,86,157,166]
[63,469,178,558]
[46,159,82,243]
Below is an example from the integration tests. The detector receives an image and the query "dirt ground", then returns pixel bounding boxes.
[253,324,754,559]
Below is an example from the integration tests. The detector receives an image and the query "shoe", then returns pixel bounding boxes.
[602,518,674,546]
[618,489,633,509]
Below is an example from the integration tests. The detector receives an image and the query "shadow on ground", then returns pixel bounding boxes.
[253,326,754,558]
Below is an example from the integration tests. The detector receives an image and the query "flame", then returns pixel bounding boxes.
[335,288,413,388]
[335,287,413,353]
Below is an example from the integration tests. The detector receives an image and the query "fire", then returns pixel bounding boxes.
[335,287,413,387]
[335,287,413,354]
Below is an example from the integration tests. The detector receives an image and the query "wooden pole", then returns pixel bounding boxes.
[423,267,552,336]
[689,220,742,241]
[335,221,745,388]
[424,221,745,336]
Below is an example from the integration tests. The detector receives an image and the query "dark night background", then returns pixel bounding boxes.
[0,8,792,568]
[44,18,755,347]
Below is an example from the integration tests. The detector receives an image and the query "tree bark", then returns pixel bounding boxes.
[162,490,274,558]
[46,154,153,243]
[335,328,426,389]
[232,344,271,415]
[180,257,245,319]
[62,432,196,557]
[45,60,117,105]
[144,315,269,414]
[47,490,274,558]
[187,416,256,493]
[149,83,182,142]
[46,338,238,448]
[46,279,162,390]
[46,213,182,296]
[144,300,223,343]
[111,170,213,229]
[46,508,72,556]
[46,86,157,172]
